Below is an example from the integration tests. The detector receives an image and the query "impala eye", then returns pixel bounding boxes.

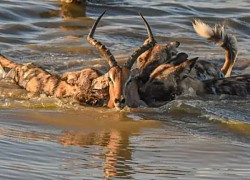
[108,76,113,83]
[114,98,119,103]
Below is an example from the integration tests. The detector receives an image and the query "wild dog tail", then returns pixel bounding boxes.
[203,74,250,96]
[192,19,238,77]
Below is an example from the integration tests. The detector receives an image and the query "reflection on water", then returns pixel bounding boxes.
[60,130,133,178]
[0,109,161,179]
[0,0,250,179]
[1,108,250,179]
[60,1,86,19]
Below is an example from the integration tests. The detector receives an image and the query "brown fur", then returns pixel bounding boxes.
[203,75,250,96]
[0,56,106,105]
[131,19,243,107]
[1,15,247,109]
[192,19,238,77]
[0,12,156,109]
[137,41,180,82]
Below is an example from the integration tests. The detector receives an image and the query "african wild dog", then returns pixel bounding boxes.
[128,19,249,107]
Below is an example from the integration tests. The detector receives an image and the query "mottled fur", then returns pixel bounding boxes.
[134,19,247,107]
[139,58,199,106]
[0,16,248,109]
[192,19,238,77]
[0,12,156,109]
[137,41,180,82]
[203,75,250,96]
[0,55,107,105]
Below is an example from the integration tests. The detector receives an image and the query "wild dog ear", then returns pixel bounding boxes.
[165,41,180,58]
[168,41,180,48]
[175,57,199,80]
[169,52,189,66]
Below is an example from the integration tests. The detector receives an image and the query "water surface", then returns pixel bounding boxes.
[0,0,250,179]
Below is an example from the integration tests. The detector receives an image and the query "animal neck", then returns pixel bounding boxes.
[124,77,142,107]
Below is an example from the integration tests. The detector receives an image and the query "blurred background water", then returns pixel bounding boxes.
[0,0,250,179]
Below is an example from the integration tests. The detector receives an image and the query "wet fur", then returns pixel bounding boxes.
[135,19,247,107]
[0,12,156,109]
[0,55,108,105]
[192,19,238,77]
[203,75,250,96]
[0,17,249,108]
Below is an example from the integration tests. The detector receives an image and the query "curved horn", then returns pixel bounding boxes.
[124,13,156,70]
[139,13,155,42]
[87,11,117,67]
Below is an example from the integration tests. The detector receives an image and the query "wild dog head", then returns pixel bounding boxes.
[136,34,181,83]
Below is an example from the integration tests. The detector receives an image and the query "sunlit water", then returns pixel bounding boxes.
[0,0,250,179]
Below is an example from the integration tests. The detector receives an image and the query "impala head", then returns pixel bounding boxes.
[87,11,156,109]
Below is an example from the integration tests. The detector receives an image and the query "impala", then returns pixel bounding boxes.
[0,11,156,109]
